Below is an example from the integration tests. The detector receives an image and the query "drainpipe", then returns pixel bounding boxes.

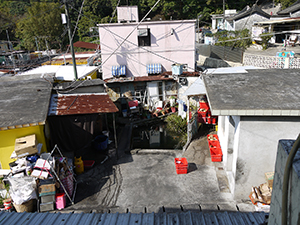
[282,134,300,225]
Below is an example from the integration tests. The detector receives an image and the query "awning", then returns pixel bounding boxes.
[112,65,126,76]
[147,64,162,74]
[182,77,206,96]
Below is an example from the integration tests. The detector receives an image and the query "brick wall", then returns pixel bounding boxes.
[269,140,300,225]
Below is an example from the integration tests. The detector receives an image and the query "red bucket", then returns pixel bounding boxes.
[3,198,12,210]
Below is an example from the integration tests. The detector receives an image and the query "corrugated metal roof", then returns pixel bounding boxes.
[48,93,119,116]
[104,72,200,83]
[0,211,267,225]
[73,41,100,50]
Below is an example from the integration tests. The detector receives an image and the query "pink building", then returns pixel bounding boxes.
[98,19,196,80]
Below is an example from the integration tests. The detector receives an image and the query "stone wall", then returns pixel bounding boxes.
[269,140,300,225]
[244,53,300,69]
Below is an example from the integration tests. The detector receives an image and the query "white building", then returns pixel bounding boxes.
[203,69,300,200]
[98,19,196,80]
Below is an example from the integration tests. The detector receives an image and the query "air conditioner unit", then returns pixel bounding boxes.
[172,64,183,75]
[172,74,178,81]
[179,77,188,85]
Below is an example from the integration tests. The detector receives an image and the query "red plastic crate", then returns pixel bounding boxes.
[199,101,209,110]
[198,116,206,124]
[211,116,218,125]
[206,117,212,124]
[211,155,223,162]
[83,160,95,169]
[198,108,208,117]
[207,134,219,141]
[209,142,221,149]
[174,157,188,174]
[176,167,188,174]
[209,147,223,162]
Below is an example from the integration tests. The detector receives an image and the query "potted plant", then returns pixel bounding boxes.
[0,178,11,210]
[170,96,176,112]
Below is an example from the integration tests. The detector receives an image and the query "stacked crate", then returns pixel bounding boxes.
[207,134,223,162]
[38,179,56,212]
[197,96,218,125]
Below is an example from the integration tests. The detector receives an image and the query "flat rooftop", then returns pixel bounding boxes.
[203,69,300,116]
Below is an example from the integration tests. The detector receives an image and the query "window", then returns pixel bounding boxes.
[138,28,151,46]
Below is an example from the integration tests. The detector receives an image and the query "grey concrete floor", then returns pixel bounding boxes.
[63,125,255,213]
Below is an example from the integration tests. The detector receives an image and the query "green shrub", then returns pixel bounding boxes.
[259,33,273,50]
[165,114,187,146]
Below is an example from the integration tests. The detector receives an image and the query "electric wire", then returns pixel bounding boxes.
[65,0,86,55]
[110,0,121,23]
[101,0,162,66]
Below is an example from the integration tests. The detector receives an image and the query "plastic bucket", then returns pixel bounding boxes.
[93,135,108,151]
[3,198,12,210]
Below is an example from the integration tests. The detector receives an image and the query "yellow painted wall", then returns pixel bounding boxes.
[0,125,47,169]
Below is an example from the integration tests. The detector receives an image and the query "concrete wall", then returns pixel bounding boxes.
[235,14,269,31]
[291,11,300,17]
[269,140,300,225]
[99,20,196,80]
[197,55,243,68]
[218,116,300,200]
[0,125,48,169]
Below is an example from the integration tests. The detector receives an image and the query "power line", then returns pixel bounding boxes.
[65,0,86,55]
[101,0,162,66]
[110,0,121,23]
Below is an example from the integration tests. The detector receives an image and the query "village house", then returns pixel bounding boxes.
[203,69,300,200]
[210,5,271,32]
[98,7,196,112]
[0,75,51,169]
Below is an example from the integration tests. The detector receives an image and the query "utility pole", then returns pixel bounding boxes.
[6,30,16,75]
[223,0,225,29]
[64,0,78,80]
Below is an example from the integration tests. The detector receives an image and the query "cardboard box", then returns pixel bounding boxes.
[15,134,38,157]
[265,172,274,188]
[39,184,55,195]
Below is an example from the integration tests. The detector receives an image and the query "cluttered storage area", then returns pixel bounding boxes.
[0,134,76,212]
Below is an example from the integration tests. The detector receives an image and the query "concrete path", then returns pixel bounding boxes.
[63,125,255,214]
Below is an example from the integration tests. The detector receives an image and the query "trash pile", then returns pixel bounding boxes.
[249,172,274,212]
[0,134,74,213]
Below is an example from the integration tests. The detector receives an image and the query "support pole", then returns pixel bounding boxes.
[223,0,225,29]
[113,113,118,159]
[64,0,78,80]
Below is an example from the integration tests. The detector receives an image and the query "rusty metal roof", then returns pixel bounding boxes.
[73,41,100,50]
[48,93,119,116]
[104,72,200,83]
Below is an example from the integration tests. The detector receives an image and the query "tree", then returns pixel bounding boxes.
[275,0,297,9]
[15,2,64,51]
